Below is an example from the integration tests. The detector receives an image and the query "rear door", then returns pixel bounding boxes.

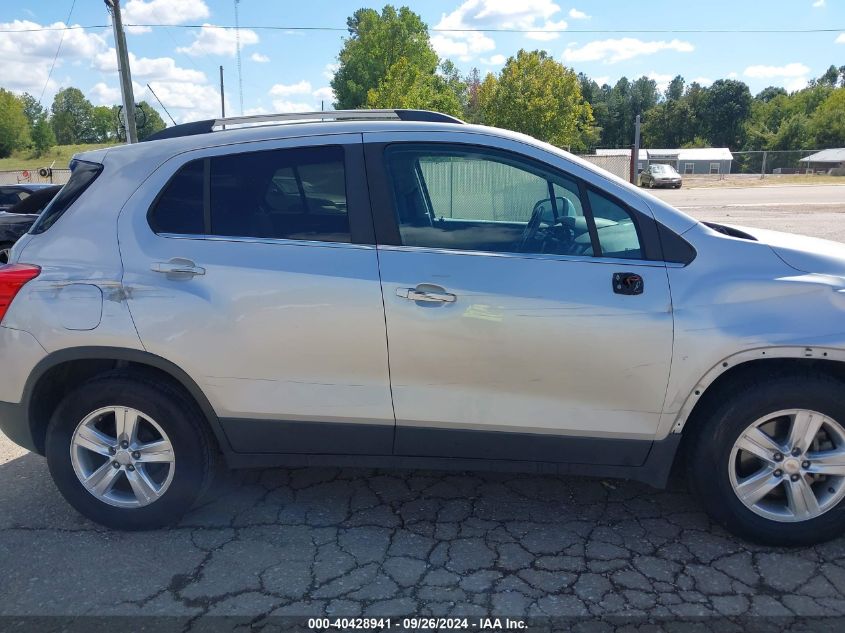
[118,134,394,455]
[365,132,674,465]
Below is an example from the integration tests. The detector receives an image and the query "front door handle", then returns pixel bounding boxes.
[613,272,643,295]
[151,258,206,277]
[396,286,457,303]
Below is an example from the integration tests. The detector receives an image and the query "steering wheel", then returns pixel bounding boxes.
[517,201,547,252]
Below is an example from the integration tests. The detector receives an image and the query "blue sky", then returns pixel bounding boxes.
[2,0,843,124]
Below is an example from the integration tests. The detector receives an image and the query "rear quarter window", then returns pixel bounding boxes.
[29,161,103,234]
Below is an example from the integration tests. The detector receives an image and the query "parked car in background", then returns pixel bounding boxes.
[0,184,56,212]
[639,164,683,189]
[0,186,61,264]
[3,110,845,547]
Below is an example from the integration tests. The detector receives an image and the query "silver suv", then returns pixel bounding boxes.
[2,110,845,545]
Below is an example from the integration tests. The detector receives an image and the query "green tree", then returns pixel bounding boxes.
[365,57,462,116]
[478,50,594,149]
[810,88,845,148]
[50,87,95,144]
[137,102,167,140]
[464,67,483,123]
[331,5,439,109]
[31,116,56,156]
[756,86,787,102]
[0,89,31,157]
[91,105,117,142]
[701,79,752,148]
[665,75,685,101]
[19,92,45,128]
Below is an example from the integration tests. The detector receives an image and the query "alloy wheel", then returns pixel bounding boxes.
[729,409,845,522]
[70,406,176,508]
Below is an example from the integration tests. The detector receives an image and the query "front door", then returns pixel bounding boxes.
[367,136,674,465]
[118,135,394,455]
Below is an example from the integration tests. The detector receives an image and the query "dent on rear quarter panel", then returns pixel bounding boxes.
[655,223,845,438]
[7,152,146,353]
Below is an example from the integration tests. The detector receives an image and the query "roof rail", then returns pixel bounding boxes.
[142,109,464,142]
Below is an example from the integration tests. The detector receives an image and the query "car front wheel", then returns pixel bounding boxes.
[45,371,216,529]
[688,374,845,546]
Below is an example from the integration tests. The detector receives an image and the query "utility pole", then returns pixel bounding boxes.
[219,66,226,119]
[630,114,641,184]
[105,0,138,143]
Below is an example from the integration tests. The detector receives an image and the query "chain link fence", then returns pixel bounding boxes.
[0,169,72,186]
[731,150,829,176]
[575,154,630,180]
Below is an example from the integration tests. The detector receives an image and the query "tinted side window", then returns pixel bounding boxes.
[209,145,349,242]
[149,146,350,243]
[149,159,205,234]
[587,189,642,259]
[385,145,594,257]
[30,161,103,234]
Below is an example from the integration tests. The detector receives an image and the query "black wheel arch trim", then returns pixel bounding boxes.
[21,346,232,455]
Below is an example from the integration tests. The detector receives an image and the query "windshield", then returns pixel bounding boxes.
[652,164,678,174]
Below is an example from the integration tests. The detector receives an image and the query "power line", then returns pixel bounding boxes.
[3,23,844,34]
[38,0,77,104]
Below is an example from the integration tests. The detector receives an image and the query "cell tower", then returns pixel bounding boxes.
[234,0,244,115]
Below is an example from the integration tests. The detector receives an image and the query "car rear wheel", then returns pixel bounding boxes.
[45,371,216,529]
[0,242,13,265]
[688,374,845,545]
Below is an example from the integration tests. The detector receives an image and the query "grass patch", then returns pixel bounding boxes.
[0,143,119,172]
[684,175,845,188]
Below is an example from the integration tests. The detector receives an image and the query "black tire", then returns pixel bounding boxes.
[45,371,217,530]
[687,373,845,546]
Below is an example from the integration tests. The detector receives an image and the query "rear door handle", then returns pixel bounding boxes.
[396,286,456,303]
[151,259,206,277]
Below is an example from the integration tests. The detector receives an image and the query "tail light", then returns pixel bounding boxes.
[0,264,41,324]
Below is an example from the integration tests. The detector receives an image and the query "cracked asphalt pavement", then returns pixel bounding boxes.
[3,434,845,625]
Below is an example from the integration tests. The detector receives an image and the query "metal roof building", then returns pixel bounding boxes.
[799,149,845,167]
[595,147,734,175]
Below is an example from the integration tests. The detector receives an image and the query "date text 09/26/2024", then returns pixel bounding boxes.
[307,617,528,630]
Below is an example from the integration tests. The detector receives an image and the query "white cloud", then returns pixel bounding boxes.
[91,82,121,105]
[836,33,845,43]
[312,86,335,101]
[323,63,339,80]
[250,52,270,63]
[592,76,610,86]
[744,62,811,78]
[744,63,810,93]
[727,71,739,79]
[563,38,694,63]
[94,49,206,83]
[271,100,314,113]
[646,71,673,92]
[481,54,507,65]
[784,76,810,91]
[123,0,209,34]
[269,81,312,97]
[141,81,223,121]
[432,0,570,59]
[813,0,825,7]
[568,8,590,19]
[177,24,259,57]
[431,33,495,62]
[692,76,713,86]
[0,20,107,95]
